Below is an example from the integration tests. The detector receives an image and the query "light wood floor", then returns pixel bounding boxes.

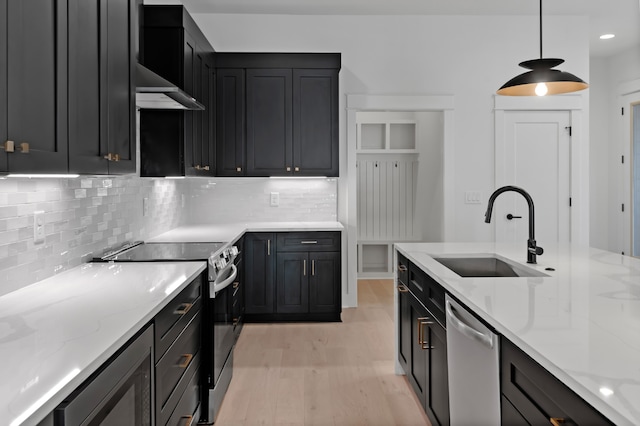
[214,279,431,426]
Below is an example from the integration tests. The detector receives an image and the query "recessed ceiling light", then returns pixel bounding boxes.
[600,34,615,40]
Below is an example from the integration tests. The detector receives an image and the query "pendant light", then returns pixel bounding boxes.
[497,0,588,96]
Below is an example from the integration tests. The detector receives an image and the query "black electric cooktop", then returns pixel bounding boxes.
[100,242,226,262]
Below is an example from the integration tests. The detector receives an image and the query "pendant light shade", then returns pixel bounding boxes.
[497,0,588,96]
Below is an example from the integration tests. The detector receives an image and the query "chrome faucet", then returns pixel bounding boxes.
[484,185,544,264]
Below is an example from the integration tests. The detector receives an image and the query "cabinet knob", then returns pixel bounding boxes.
[550,418,566,426]
[177,353,193,368]
[294,166,300,172]
[236,167,242,172]
[2,140,15,153]
[286,166,291,172]
[17,142,29,153]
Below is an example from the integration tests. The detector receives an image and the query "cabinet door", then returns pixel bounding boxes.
[292,69,338,176]
[183,31,197,177]
[193,54,215,176]
[68,0,135,175]
[308,251,340,313]
[397,284,412,374]
[276,252,309,314]
[427,322,449,426]
[246,68,292,176]
[409,296,428,410]
[216,69,245,176]
[0,0,6,171]
[5,0,68,173]
[244,233,276,314]
[104,0,135,174]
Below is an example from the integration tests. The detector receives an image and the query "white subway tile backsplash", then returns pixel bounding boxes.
[0,176,186,296]
[0,175,338,296]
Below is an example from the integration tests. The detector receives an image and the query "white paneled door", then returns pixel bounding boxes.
[621,91,640,257]
[495,111,572,247]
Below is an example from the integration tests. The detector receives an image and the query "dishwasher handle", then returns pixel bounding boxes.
[446,299,494,349]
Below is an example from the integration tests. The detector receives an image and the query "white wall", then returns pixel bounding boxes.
[191,13,590,242]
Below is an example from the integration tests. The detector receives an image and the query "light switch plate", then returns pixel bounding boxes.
[465,191,482,204]
[270,192,279,207]
[33,211,45,244]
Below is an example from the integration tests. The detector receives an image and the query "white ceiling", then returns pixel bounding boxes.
[182,0,640,58]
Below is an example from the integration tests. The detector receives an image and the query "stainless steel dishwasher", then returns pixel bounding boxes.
[446,295,500,425]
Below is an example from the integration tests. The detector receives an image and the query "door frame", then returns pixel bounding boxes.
[494,95,588,246]
[618,78,640,256]
[344,94,455,308]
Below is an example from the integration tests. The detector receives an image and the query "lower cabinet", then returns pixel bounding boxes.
[398,255,449,426]
[405,292,449,426]
[500,337,613,426]
[154,274,203,426]
[244,231,341,321]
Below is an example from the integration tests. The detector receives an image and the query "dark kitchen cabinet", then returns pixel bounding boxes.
[67,0,137,174]
[216,69,246,176]
[215,53,341,177]
[398,255,449,426]
[244,233,276,315]
[397,254,411,375]
[1,0,68,173]
[140,5,215,177]
[245,231,341,321]
[500,337,613,426]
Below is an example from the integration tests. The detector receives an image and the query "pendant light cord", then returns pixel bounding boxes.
[539,0,543,58]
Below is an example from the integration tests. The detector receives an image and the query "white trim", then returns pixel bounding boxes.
[493,94,589,246]
[345,94,455,308]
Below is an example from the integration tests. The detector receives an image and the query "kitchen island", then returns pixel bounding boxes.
[395,242,640,426]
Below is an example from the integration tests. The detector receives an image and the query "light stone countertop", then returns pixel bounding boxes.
[149,221,344,244]
[0,261,206,426]
[395,242,640,426]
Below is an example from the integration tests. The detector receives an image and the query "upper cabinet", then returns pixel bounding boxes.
[67,0,137,174]
[0,0,137,175]
[216,53,340,177]
[139,5,215,177]
[1,0,68,173]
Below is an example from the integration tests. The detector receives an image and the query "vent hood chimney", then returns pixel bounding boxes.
[135,63,204,110]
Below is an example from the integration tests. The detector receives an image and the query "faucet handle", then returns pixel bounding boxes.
[529,246,544,256]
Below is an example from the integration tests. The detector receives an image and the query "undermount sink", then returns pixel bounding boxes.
[432,255,548,278]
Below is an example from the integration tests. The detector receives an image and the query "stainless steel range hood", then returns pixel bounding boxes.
[136,63,204,110]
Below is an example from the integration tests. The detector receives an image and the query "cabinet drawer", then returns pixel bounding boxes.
[157,312,201,425]
[408,264,445,326]
[397,252,409,286]
[501,338,613,425]
[276,232,340,252]
[166,362,200,426]
[155,275,202,362]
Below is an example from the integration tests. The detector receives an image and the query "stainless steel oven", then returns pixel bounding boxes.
[54,325,153,426]
[96,241,240,424]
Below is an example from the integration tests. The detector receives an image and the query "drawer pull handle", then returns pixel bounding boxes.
[194,165,210,171]
[312,259,315,276]
[398,284,409,293]
[303,259,307,276]
[17,142,29,153]
[267,239,271,256]
[417,317,434,350]
[103,152,120,162]
[177,353,193,368]
[233,318,239,326]
[233,281,240,289]
[181,415,194,426]
[300,240,318,244]
[398,264,408,272]
[550,418,565,426]
[2,140,15,152]
[174,302,193,316]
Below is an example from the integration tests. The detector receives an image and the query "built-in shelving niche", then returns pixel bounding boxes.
[356,111,444,278]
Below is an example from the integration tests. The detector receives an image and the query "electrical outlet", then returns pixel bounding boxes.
[465,191,482,204]
[143,198,149,217]
[33,211,45,244]
[270,192,279,207]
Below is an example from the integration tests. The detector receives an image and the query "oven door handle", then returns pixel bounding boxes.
[211,264,238,297]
